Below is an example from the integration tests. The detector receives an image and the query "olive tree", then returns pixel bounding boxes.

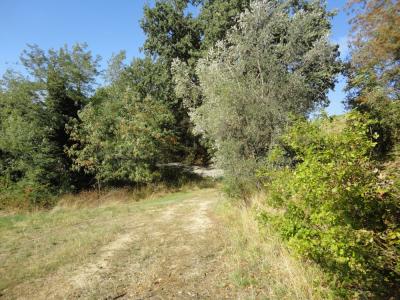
[176,0,341,195]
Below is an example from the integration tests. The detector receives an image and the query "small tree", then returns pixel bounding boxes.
[346,0,400,155]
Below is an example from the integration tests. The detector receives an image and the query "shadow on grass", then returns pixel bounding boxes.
[54,166,220,210]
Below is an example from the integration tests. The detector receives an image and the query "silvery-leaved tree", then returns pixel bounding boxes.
[175,0,341,196]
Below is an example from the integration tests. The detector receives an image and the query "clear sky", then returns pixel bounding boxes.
[0,0,350,115]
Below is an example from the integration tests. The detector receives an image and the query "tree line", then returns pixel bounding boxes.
[0,0,251,206]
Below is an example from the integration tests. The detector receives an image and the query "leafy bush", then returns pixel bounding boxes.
[258,112,400,298]
[354,95,400,157]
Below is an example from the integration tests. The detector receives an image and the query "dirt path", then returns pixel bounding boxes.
[7,188,237,299]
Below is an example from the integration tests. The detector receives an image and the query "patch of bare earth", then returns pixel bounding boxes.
[4,188,239,299]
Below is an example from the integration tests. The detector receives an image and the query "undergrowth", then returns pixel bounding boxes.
[1,168,217,213]
[217,194,335,300]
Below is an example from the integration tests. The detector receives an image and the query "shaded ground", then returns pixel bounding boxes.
[0,188,239,299]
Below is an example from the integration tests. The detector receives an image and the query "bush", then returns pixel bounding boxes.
[258,112,400,298]
[357,96,400,157]
[0,181,56,210]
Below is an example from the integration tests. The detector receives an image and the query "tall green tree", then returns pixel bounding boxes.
[140,0,251,163]
[68,58,176,187]
[0,73,61,207]
[199,0,251,50]
[179,0,341,195]
[141,0,202,65]
[140,0,205,162]
[20,43,100,187]
[0,44,100,207]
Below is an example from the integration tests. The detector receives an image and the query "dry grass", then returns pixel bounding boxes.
[0,179,218,295]
[0,188,202,295]
[0,187,235,299]
[1,184,336,299]
[56,178,217,209]
[217,193,336,300]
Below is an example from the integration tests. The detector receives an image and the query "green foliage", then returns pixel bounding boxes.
[0,44,100,208]
[199,0,251,50]
[346,0,399,106]
[141,0,253,164]
[0,0,252,208]
[126,57,173,107]
[0,74,60,207]
[20,43,100,187]
[259,112,400,298]
[187,0,341,196]
[141,0,202,64]
[361,97,400,156]
[140,1,204,162]
[346,0,400,156]
[67,80,176,186]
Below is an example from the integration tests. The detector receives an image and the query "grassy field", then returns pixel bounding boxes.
[1,184,335,299]
[0,189,195,297]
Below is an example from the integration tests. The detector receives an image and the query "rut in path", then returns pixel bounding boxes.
[10,188,238,300]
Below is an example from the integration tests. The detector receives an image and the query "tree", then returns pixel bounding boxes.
[0,72,62,207]
[182,0,341,195]
[140,0,205,162]
[140,0,252,164]
[346,0,400,154]
[20,43,100,188]
[347,0,399,104]
[141,0,202,65]
[67,70,176,187]
[0,44,100,207]
[199,0,251,50]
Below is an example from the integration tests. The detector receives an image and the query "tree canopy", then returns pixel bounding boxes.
[0,44,100,206]
[346,0,400,154]
[176,0,341,195]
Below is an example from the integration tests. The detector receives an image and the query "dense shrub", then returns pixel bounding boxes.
[353,95,400,157]
[258,112,400,298]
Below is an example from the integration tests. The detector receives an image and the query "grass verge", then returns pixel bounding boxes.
[216,193,336,300]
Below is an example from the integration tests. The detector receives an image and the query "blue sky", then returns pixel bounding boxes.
[0,0,350,115]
